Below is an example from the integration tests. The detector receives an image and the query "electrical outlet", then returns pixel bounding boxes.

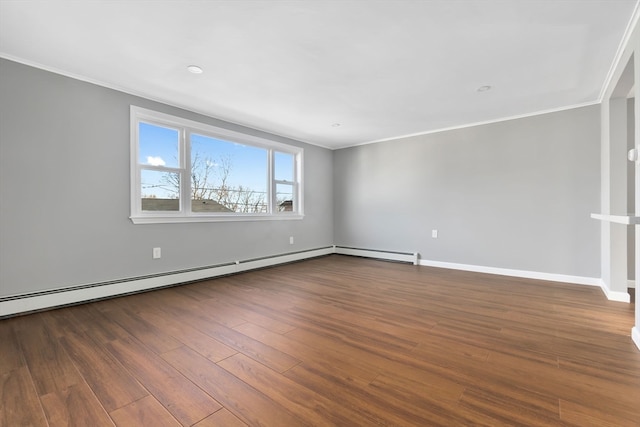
[152,247,161,259]
[289,236,294,245]
[432,230,438,239]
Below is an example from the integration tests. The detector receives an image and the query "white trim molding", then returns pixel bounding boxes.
[130,105,304,224]
[0,53,330,150]
[598,0,640,101]
[419,258,631,302]
[590,213,640,225]
[2,247,629,317]
[0,247,333,317]
[355,101,600,148]
[334,246,419,265]
[633,327,640,352]
[418,258,602,287]
[599,282,632,303]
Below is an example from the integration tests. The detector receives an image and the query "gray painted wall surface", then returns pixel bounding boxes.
[333,105,601,278]
[629,98,636,281]
[0,59,333,297]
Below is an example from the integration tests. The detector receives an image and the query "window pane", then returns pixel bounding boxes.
[191,133,268,213]
[275,151,294,182]
[141,169,180,211]
[192,199,234,213]
[139,122,179,168]
[276,183,294,212]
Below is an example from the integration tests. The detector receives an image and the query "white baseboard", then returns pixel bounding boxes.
[629,279,636,289]
[420,258,633,302]
[599,283,631,303]
[334,246,419,265]
[418,258,601,287]
[633,327,640,352]
[0,247,333,317]
[235,248,333,272]
[2,246,633,317]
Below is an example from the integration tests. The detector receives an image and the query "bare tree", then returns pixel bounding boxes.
[161,153,266,213]
[224,185,266,213]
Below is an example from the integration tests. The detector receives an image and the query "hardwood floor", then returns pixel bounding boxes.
[1,254,639,426]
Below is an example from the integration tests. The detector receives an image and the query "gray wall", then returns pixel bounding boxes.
[0,57,605,298]
[629,97,636,281]
[333,105,601,278]
[0,59,333,297]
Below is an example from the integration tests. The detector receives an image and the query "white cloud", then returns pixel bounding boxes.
[147,156,166,166]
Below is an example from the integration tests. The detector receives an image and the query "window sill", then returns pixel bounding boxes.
[130,214,304,224]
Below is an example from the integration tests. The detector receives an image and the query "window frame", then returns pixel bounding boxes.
[130,106,304,224]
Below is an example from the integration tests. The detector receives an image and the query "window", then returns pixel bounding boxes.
[130,106,303,224]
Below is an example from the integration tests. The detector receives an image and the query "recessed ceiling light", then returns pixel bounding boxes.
[477,85,492,92]
[187,65,203,74]
[331,123,341,127]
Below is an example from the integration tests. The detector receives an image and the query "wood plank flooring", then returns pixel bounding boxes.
[1,254,639,426]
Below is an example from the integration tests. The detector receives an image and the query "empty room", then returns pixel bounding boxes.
[1,1,639,426]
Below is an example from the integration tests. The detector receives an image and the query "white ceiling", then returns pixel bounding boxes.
[0,1,638,149]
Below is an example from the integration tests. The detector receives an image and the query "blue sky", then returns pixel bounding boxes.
[139,122,293,200]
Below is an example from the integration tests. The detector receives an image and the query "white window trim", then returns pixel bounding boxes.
[130,106,304,224]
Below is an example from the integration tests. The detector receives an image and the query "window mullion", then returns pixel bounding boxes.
[131,105,303,222]
[182,128,191,214]
[138,165,182,173]
[295,152,302,214]
[268,149,274,214]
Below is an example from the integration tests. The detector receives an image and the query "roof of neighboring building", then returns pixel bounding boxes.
[142,198,233,212]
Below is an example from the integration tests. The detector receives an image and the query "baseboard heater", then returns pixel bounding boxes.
[333,246,419,265]
[0,247,334,318]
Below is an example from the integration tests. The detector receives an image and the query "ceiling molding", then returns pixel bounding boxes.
[344,100,602,150]
[0,50,610,152]
[1,1,636,149]
[598,0,640,102]
[0,53,332,150]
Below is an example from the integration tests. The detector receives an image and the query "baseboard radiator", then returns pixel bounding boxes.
[0,247,334,318]
[333,246,419,265]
